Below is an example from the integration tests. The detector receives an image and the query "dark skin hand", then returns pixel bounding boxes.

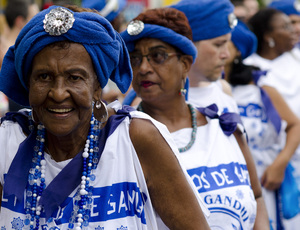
[260,85,300,190]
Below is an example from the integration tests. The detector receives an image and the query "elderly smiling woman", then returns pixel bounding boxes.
[0,5,210,230]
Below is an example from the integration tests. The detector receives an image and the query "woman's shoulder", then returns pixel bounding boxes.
[129,117,161,140]
[0,113,28,182]
[0,112,28,138]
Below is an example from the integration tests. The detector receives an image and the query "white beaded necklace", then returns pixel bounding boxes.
[25,112,100,229]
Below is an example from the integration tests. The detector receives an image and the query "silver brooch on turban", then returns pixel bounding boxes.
[228,13,238,29]
[43,7,75,36]
[127,20,144,36]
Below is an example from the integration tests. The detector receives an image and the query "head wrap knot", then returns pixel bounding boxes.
[0,6,132,106]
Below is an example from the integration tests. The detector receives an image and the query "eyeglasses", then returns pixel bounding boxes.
[129,50,180,68]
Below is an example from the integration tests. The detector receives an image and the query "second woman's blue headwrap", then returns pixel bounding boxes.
[0,5,132,106]
[120,21,197,63]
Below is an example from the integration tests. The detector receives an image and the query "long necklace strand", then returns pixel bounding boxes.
[137,103,197,152]
[25,112,100,230]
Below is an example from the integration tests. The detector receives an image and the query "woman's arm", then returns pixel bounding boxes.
[234,130,270,230]
[261,85,300,190]
[129,118,210,230]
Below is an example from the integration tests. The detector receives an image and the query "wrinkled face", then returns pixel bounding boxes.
[289,14,300,44]
[130,38,190,104]
[29,43,101,137]
[191,33,231,82]
[268,13,296,53]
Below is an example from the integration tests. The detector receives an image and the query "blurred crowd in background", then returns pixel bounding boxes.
[0,0,283,117]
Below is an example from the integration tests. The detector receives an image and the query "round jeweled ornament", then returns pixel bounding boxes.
[228,13,238,29]
[127,20,144,36]
[43,7,75,36]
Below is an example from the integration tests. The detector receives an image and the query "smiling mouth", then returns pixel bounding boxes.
[47,108,73,114]
[140,81,154,88]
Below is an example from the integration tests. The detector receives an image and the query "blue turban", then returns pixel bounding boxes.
[269,0,300,16]
[0,5,132,106]
[171,0,237,41]
[120,21,197,63]
[232,20,257,59]
[82,0,127,22]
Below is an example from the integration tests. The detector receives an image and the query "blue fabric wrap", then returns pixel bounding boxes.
[252,70,282,134]
[269,0,300,16]
[197,104,243,136]
[0,5,132,106]
[170,0,234,41]
[82,0,127,22]
[232,20,257,59]
[120,24,197,63]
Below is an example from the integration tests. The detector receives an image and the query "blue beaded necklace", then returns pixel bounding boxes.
[137,103,197,152]
[25,112,100,230]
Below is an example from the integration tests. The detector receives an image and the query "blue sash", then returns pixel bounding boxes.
[252,70,281,134]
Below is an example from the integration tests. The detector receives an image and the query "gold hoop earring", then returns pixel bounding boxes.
[93,100,108,126]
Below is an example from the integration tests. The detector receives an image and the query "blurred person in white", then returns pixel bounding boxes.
[225,19,300,229]
[268,0,300,57]
[244,8,296,70]
[1,0,39,112]
[245,7,300,229]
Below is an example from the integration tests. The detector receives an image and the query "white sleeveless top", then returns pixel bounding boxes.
[232,84,286,178]
[0,105,208,229]
[171,116,257,230]
[257,51,300,118]
[188,81,239,115]
[243,53,273,71]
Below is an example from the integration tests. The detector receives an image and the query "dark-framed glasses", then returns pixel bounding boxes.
[129,50,181,68]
